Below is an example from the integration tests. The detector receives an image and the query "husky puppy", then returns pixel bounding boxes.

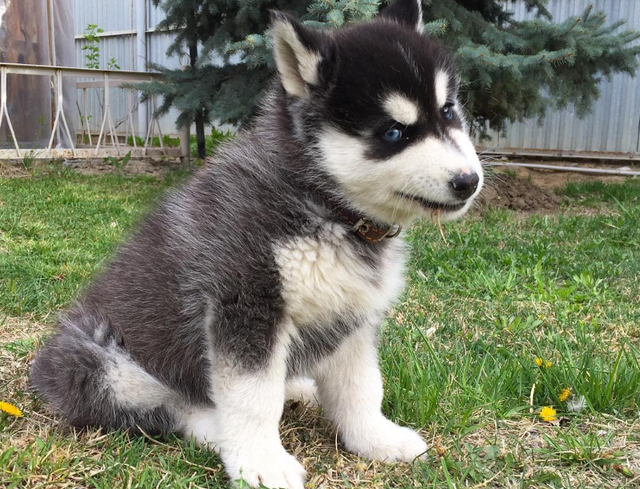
[31,0,483,487]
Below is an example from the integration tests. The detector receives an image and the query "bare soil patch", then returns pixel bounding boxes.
[0,158,182,179]
[65,158,183,177]
[479,165,635,213]
[479,171,563,213]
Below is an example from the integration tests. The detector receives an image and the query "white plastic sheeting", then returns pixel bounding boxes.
[53,0,77,148]
[0,0,75,148]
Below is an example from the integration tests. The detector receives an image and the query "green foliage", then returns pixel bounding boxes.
[82,24,104,69]
[450,3,640,136]
[82,24,121,70]
[126,135,181,148]
[124,126,231,158]
[146,0,639,135]
[20,151,36,173]
[189,127,234,157]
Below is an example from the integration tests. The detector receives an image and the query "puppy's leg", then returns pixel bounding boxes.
[315,324,427,462]
[285,376,318,407]
[206,334,305,489]
[179,406,219,447]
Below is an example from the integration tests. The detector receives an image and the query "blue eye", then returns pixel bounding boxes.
[443,103,454,120]
[384,126,403,142]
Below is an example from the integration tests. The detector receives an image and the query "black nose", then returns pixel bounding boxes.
[449,172,480,200]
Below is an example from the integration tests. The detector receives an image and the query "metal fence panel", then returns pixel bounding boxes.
[147,1,166,30]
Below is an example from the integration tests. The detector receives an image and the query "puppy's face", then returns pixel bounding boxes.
[272,0,483,225]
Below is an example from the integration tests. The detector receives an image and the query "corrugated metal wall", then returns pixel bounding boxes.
[74,0,135,70]
[72,0,640,150]
[73,0,180,135]
[483,0,640,155]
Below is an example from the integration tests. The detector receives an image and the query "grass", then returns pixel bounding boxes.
[124,126,233,158]
[1,168,639,488]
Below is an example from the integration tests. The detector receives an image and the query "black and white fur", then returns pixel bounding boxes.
[31,1,483,487]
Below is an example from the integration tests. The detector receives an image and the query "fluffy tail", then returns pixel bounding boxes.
[31,310,176,435]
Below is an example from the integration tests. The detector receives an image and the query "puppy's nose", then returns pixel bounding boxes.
[449,172,479,200]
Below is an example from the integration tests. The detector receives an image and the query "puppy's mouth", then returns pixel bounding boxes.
[396,192,466,212]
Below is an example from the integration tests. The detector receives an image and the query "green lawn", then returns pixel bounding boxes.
[1,168,639,488]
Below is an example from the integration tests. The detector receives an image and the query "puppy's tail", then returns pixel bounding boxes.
[30,309,176,435]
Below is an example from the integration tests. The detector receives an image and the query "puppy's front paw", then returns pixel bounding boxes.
[226,446,306,489]
[344,417,427,463]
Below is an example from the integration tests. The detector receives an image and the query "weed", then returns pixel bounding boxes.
[82,24,103,69]
[82,24,121,71]
[108,58,120,71]
[20,151,36,172]
[104,151,132,175]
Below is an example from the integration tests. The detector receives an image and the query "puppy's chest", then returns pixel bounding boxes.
[274,225,406,327]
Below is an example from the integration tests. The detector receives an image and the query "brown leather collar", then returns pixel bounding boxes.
[336,208,402,244]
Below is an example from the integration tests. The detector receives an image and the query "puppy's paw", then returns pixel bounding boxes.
[344,418,427,463]
[227,447,306,489]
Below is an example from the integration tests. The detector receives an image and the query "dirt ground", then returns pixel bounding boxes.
[479,170,564,213]
[478,164,634,213]
[0,158,183,179]
[64,158,184,176]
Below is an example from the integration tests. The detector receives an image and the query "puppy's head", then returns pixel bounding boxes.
[272,0,483,225]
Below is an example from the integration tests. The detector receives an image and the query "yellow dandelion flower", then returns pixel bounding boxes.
[558,388,572,402]
[535,357,552,368]
[0,401,23,418]
[539,406,557,422]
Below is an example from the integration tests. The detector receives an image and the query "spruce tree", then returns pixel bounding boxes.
[146,0,639,141]
[146,0,216,158]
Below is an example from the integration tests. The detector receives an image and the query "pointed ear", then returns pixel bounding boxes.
[271,12,331,98]
[379,0,423,33]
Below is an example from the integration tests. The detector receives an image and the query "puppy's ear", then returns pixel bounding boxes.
[271,12,333,98]
[379,0,423,33]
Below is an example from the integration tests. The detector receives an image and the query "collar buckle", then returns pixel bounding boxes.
[352,218,402,243]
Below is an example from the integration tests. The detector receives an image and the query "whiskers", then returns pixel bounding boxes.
[388,180,415,225]
[476,150,505,200]
[394,181,453,245]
